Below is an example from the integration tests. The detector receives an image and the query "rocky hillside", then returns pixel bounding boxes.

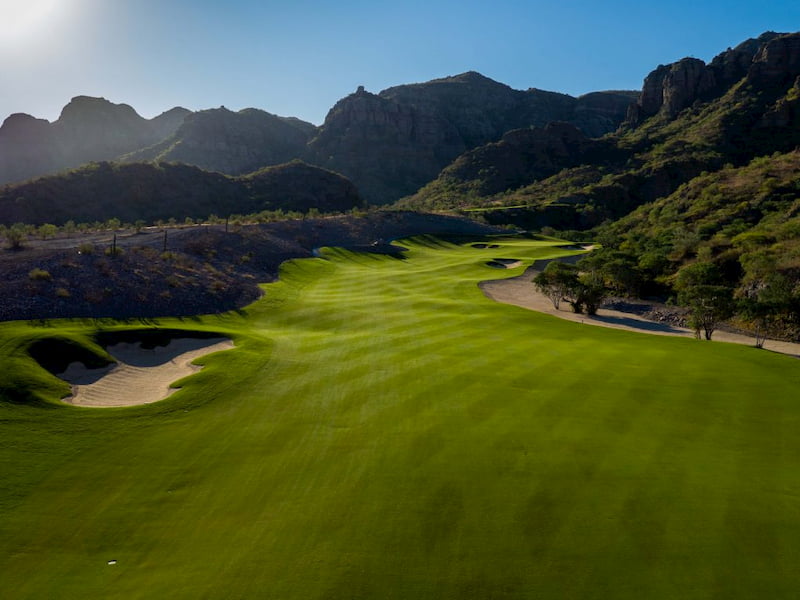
[401,31,800,229]
[122,107,316,174]
[380,71,637,141]
[307,73,636,203]
[0,73,636,206]
[405,122,625,208]
[0,97,190,184]
[0,160,363,226]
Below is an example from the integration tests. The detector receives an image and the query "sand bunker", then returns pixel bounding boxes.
[480,266,800,358]
[486,258,523,269]
[60,337,234,407]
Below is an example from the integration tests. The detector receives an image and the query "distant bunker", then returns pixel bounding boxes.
[485,258,522,269]
[31,330,233,407]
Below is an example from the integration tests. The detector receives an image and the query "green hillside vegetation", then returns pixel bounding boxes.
[0,160,363,226]
[401,34,800,231]
[2,237,800,598]
[596,149,800,338]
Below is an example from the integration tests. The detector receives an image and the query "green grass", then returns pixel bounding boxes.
[2,236,800,599]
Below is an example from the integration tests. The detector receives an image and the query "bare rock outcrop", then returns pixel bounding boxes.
[747,32,800,87]
[627,32,789,126]
[628,58,715,122]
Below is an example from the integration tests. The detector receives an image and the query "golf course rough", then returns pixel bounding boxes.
[1,235,800,599]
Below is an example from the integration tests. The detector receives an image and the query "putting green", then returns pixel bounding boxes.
[2,236,800,599]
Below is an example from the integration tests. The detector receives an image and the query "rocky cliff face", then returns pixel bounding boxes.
[379,71,634,146]
[308,74,636,203]
[629,58,715,122]
[572,91,641,137]
[0,97,190,184]
[305,87,465,203]
[123,107,315,175]
[747,32,800,87]
[626,32,787,126]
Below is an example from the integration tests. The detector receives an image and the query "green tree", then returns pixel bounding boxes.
[679,285,735,340]
[737,272,793,348]
[579,249,640,296]
[575,270,607,316]
[533,261,578,310]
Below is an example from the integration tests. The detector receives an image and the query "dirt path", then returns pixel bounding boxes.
[481,267,800,358]
[61,338,234,407]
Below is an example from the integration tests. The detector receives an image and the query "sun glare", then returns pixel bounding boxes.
[0,0,62,44]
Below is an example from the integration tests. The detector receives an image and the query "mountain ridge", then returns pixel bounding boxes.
[0,72,637,205]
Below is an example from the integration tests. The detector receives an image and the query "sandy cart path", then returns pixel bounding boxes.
[481,267,800,358]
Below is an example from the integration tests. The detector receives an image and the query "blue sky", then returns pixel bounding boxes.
[1,0,798,125]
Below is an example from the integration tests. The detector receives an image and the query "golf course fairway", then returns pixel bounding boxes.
[2,236,800,599]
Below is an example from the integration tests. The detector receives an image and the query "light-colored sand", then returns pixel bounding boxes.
[486,259,523,269]
[481,266,800,358]
[61,338,234,407]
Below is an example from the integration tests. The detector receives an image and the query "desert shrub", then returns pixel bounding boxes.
[55,287,71,298]
[28,268,52,281]
[5,224,27,250]
[77,243,95,255]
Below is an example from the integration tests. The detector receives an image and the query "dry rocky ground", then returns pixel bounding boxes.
[0,211,503,321]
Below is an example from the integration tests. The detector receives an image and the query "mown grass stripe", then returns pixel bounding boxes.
[2,236,800,598]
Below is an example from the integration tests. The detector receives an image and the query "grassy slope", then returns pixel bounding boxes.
[2,237,800,599]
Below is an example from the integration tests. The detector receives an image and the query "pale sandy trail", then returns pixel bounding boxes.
[480,266,800,358]
[61,338,234,407]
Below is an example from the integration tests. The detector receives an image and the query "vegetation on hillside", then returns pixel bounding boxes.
[395,32,800,340]
[595,150,800,339]
[0,160,364,226]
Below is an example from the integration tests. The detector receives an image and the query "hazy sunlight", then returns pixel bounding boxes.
[0,0,62,44]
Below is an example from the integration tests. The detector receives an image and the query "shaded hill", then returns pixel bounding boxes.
[0,97,190,184]
[403,122,625,209]
[0,160,363,226]
[123,107,316,174]
[401,32,800,230]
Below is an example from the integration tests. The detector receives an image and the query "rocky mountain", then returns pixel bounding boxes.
[410,122,624,206]
[307,74,636,202]
[0,74,636,205]
[626,31,783,125]
[380,71,637,142]
[123,107,316,174]
[402,31,800,229]
[0,97,191,184]
[0,160,362,226]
